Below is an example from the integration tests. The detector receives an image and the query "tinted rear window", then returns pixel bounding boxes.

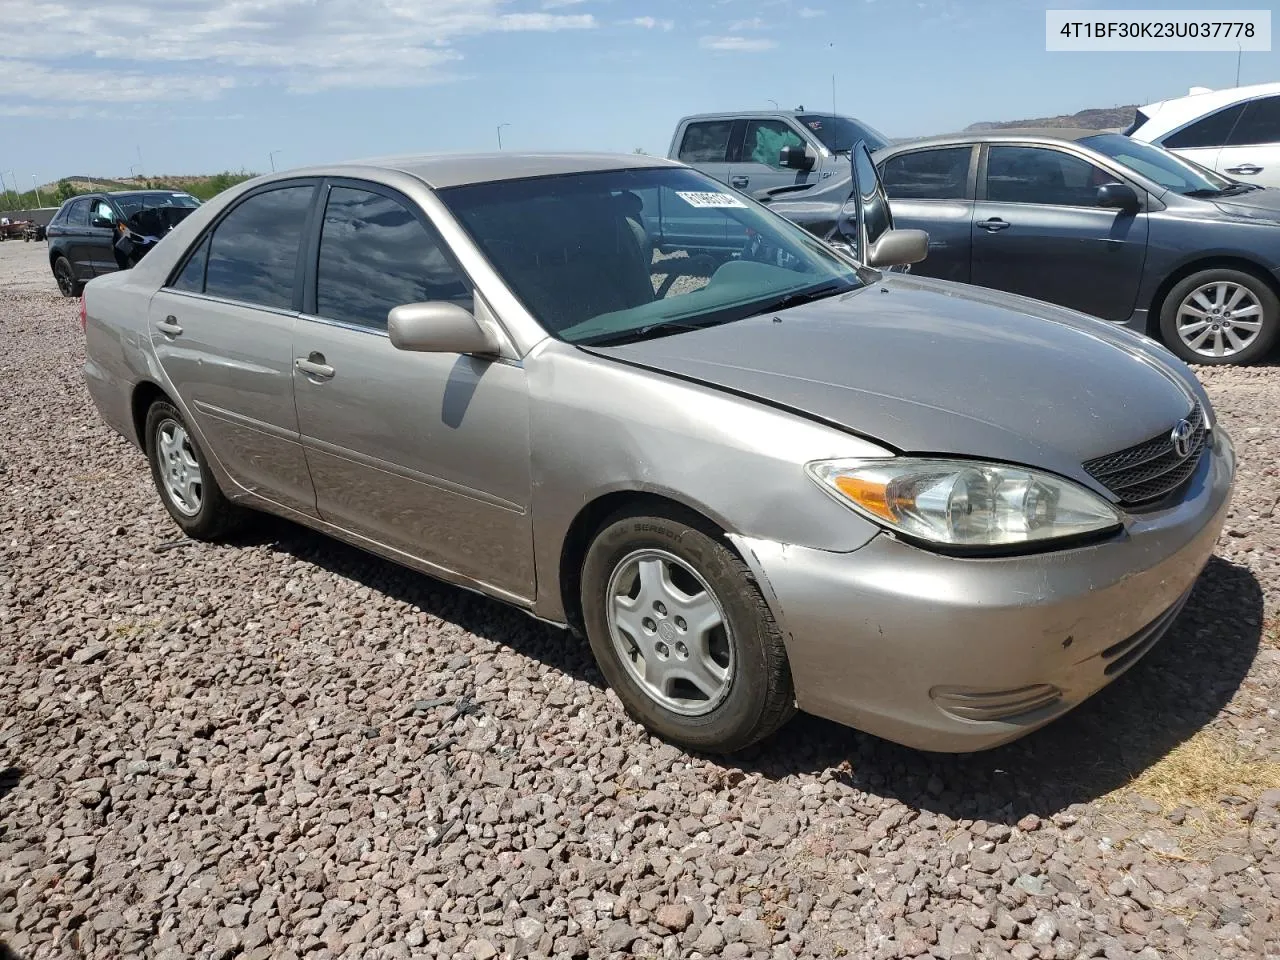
[1162,102,1244,149]
[678,121,735,163]
[204,185,314,310]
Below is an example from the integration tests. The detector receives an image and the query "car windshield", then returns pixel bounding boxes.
[1081,133,1235,195]
[796,114,891,153]
[113,192,201,218]
[438,167,864,346]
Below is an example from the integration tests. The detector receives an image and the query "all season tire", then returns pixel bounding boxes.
[1159,267,1279,366]
[53,255,82,298]
[581,510,795,753]
[145,400,243,540]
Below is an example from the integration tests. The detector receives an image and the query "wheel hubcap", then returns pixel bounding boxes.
[55,262,73,295]
[606,549,734,716]
[1176,281,1263,358]
[156,419,202,516]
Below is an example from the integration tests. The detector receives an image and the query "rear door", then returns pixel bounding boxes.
[970,143,1148,321]
[62,199,95,279]
[1157,102,1244,176]
[878,144,977,283]
[1215,95,1280,188]
[148,181,320,516]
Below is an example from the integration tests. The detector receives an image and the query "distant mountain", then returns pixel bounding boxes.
[965,105,1139,133]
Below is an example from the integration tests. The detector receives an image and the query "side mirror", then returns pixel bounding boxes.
[866,229,929,269]
[387,301,499,355]
[1096,182,1140,213]
[778,144,816,171]
[91,216,115,229]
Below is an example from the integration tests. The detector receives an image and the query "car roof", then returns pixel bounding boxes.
[677,110,858,122]
[1135,81,1280,137]
[105,189,195,197]
[877,128,1108,152]
[307,151,680,189]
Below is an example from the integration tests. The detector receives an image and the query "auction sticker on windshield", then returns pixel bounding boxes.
[676,191,747,209]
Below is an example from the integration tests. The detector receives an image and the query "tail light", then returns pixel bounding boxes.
[79,295,87,332]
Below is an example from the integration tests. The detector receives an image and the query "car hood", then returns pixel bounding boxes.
[587,275,1204,489]
[1211,186,1280,221]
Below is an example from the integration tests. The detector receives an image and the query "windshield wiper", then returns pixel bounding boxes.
[1184,183,1254,198]
[578,318,714,347]
[743,281,851,319]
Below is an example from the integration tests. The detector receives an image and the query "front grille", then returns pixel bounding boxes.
[1082,401,1208,506]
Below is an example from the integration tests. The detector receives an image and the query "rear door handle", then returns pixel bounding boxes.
[1224,163,1262,175]
[155,316,183,336]
[730,175,749,188]
[976,217,1011,232]
[295,353,335,380]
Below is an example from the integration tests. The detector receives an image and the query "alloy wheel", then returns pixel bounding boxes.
[156,418,203,516]
[606,549,734,716]
[1175,281,1264,359]
[55,260,75,297]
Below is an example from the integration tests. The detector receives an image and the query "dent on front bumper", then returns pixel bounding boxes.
[733,428,1236,753]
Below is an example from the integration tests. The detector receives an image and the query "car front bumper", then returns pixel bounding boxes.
[732,427,1236,752]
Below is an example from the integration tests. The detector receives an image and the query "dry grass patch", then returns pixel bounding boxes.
[1117,729,1280,813]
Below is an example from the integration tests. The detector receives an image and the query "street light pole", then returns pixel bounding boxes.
[497,123,510,150]
[768,99,779,109]
[32,175,43,207]
[269,150,282,172]
[3,171,17,206]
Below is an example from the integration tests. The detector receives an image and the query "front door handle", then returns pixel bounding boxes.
[155,316,183,336]
[295,353,335,380]
[730,175,749,188]
[1224,163,1263,175]
[976,217,1011,232]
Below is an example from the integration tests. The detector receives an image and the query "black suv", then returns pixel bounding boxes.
[48,190,201,297]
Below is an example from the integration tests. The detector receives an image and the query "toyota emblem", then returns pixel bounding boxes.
[1169,419,1193,458]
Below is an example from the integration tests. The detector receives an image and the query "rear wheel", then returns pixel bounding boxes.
[53,256,82,298]
[581,511,795,753]
[1159,268,1279,365]
[145,400,243,540]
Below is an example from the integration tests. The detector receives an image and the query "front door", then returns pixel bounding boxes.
[62,199,96,280]
[292,181,535,600]
[730,118,812,196]
[87,197,121,275]
[971,144,1148,321]
[148,182,320,517]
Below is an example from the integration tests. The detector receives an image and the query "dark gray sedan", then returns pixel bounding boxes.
[873,129,1280,365]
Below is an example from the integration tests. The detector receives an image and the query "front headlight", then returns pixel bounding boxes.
[806,458,1122,549]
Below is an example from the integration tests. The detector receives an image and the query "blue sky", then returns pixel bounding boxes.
[0,0,1276,186]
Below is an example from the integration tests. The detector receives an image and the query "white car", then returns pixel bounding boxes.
[1127,82,1280,189]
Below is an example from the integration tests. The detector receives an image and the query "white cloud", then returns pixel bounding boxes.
[699,35,777,51]
[799,6,825,16]
[629,15,674,30]
[728,16,765,30]
[0,0,598,102]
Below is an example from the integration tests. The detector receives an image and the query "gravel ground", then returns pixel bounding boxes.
[2,239,1279,960]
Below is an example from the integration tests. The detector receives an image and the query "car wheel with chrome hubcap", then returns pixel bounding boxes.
[1160,268,1279,366]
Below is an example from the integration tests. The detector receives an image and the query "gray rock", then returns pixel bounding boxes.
[600,922,641,952]
[655,903,693,932]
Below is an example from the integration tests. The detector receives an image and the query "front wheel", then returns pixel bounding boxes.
[581,512,795,753]
[52,256,82,298]
[1159,268,1279,365]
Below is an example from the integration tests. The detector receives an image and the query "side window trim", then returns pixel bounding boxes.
[975,143,1140,209]
[162,178,321,297]
[303,176,478,329]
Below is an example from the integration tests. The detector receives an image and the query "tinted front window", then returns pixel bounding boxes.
[741,120,805,168]
[316,186,470,331]
[439,167,862,345]
[66,200,89,227]
[1081,133,1229,194]
[1226,96,1280,146]
[1162,102,1244,149]
[114,193,201,219]
[678,122,735,163]
[170,236,210,293]
[797,114,890,153]
[881,147,971,200]
[204,185,314,309]
[985,146,1115,206]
